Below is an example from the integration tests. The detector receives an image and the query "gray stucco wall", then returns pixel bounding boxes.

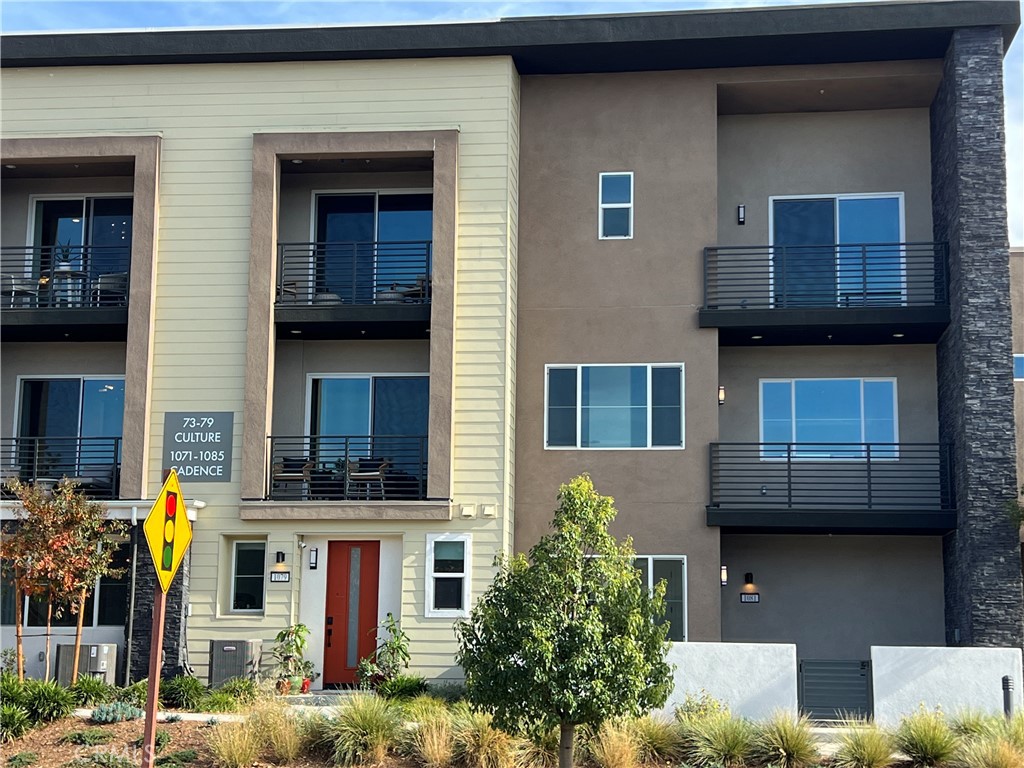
[717,109,933,247]
[721,534,946,660]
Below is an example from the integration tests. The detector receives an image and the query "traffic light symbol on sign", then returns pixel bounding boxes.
[162,492,177,571]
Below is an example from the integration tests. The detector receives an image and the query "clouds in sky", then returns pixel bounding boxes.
[2,0,1021,244]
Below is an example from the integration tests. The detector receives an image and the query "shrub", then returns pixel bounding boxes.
[249,699,302,764]
[688,712,756,768]
[216,677,259,706]
[0,703,31,744]
[199,692,240,714]
[6,752,37,768]
[402,694,450,724]
[64,754,134,768]
[402,709,455,768]
[164,714,184,723]
[377,673,428,700]
[427,680,468,704]
[154,749,198,768]
[327,694,401,766]
[21,679,74,724]
[0,672,25,708]
[753,711,819,768]
[629,715,683,764]
[589,720,639,768]
[296,712,335,761]
[958,737,1024,768]
[952,710,1002,739]
[62,728,115,746]
[160,675,207,711]
[69,677,114,707]
[90,701,144,723]
[833,721,895,768]
[1001,712,1024,751]
[114,679,148,708]
[520,727,559,768]
[207,722,261,768]
[895,708,960,768]
[452,708,520,768]
[132,729,172,753]
[676,689,729,722]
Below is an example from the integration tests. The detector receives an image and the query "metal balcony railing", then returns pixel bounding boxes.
[276,241,432,307]
[0,436,122,500]
[1,245,131,309]
[709,443,954,512]
[267,434,428,501]
[702,242,948,311]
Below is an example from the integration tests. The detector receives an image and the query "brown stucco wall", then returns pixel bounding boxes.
[515,70,722,640]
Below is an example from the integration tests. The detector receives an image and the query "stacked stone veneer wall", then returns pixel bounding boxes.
[127,525,191,681]
[931,26,1024,647]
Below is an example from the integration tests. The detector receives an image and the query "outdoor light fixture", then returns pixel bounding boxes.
[275,551,286,564]
[737,205,746,225]
[721,565,728,586]
[744,572,755,586]
[309,548,319,570]
[718,386,726,406]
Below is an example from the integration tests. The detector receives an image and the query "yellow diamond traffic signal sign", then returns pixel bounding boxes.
[144,469,193,593]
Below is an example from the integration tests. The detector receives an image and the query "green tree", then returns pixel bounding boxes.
[455,474,672,768]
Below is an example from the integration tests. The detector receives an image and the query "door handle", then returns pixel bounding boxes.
[326,628,332,648]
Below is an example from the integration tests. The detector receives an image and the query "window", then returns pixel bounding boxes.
[599,172,633,239]
[771,193,904,307]
[32,196,133,281]
[760,378,897,459]
[231,542,266,612]
[546,364,684,449]
[1015,354,1024,381]
[426,533,471,618]
[634,556,687,642]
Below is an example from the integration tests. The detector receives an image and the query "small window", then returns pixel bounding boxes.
[599,172,633,239]
[426,534,470,618]
[634,556,687,642]
[545,364,685,449]
[232,542,266,612]
[760,378,897,459]
[1014,354,1024,381]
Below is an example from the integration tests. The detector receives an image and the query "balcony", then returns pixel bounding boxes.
[699,242,949,345]
[1,245,130,341]
[275,241,431,339]
[266,434,428,502]
[707,442,955,532]
[0,436,122,501]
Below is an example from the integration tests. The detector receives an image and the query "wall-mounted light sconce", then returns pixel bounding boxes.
[309,547,319,570]
[718,386,726,406]
[720,565,728,586]
[737,205,746,225]
[275,551,286,564]
[744,572,755,586]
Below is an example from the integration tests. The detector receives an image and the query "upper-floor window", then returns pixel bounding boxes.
[1015,354,1024,381]
[770,193,904,307]
[599,172,633,239]
[760,377,897,459]
[546,364,684,449]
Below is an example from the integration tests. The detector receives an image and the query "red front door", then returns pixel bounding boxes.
[323,541,380,686]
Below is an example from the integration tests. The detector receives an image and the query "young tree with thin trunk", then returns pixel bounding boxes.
[456,474,673,768]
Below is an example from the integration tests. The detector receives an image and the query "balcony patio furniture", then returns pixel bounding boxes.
[271,457,313,498]
[345,458,389,500]
[91,271,129,307]
[1,273,39,308]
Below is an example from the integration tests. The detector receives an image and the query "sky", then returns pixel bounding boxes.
[1,0,1021,244]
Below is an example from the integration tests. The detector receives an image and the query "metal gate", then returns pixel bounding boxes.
[799,659,872,721]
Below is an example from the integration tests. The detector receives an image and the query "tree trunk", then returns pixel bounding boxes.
[14,575,25,681]
[559,722,575,768]
[71,588,87,685]
[43,594,53,682]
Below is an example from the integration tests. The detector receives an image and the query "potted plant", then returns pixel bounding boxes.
[299,659,319,694]
[271,622,311,695]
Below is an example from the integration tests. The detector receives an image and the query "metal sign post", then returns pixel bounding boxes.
[140,470,192,768]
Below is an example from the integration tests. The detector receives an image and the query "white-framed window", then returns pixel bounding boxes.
[231,541,267,612]
[425,533,471,618]
[760,377,898,459]
[545,364,685,450]
[634,555,687,642]
[1014,354,1024,381]
[599,172,633,239]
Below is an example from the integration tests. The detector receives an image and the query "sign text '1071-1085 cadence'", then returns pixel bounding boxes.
[163,412,234,482]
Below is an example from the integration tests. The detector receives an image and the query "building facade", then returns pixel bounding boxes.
[1,0,1021,711]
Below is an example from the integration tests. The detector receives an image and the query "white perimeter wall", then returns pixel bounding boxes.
[659,642,798,720]
[871,646,1024,727]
